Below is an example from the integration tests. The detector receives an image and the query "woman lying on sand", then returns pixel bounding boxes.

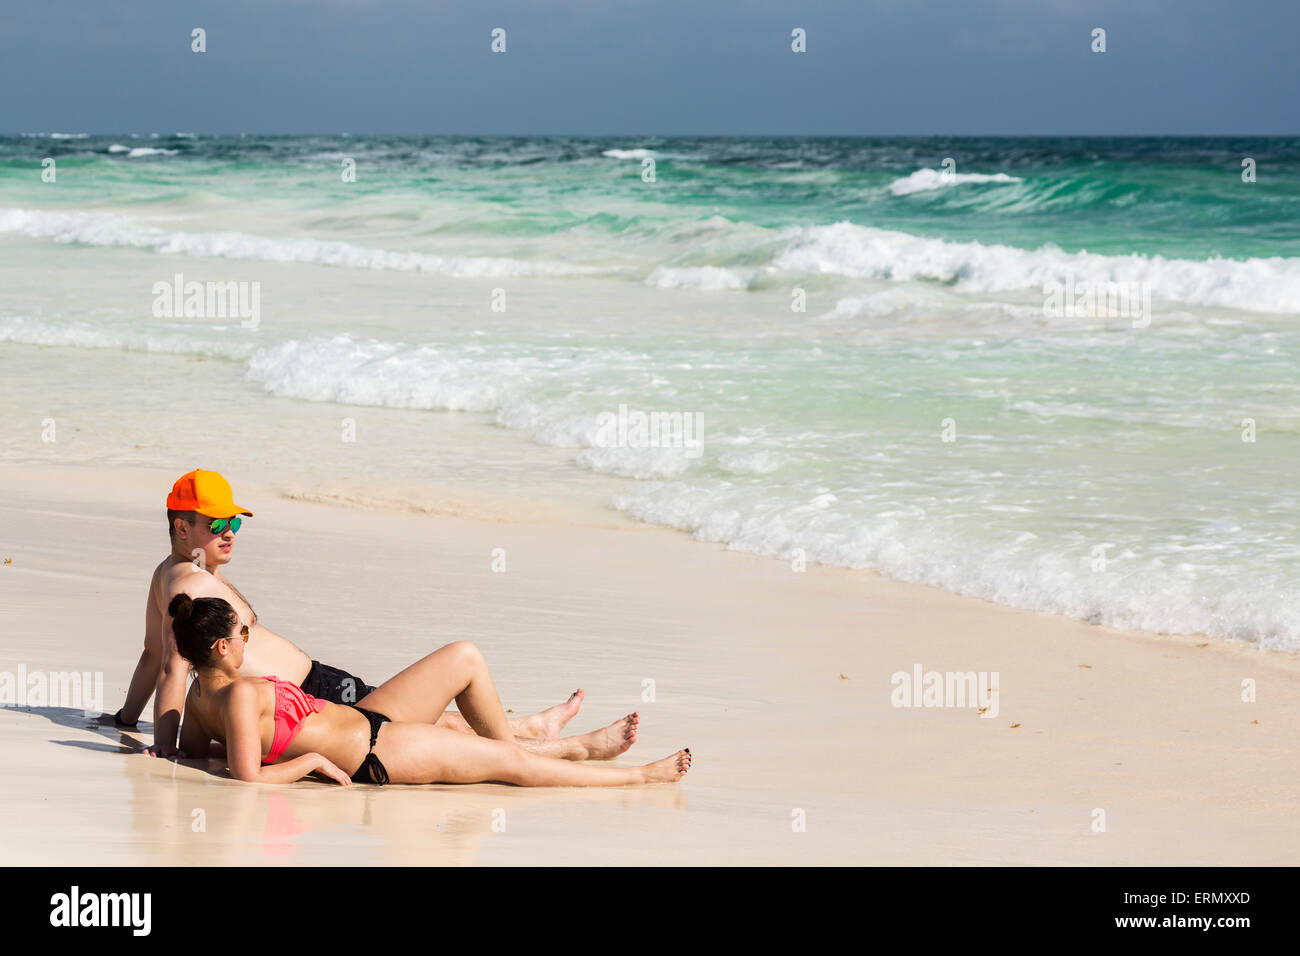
[170,593,692,786]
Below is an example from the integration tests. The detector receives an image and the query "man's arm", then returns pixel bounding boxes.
[148,623,190,757]
[146,564,208,757]
[117,591,163,725]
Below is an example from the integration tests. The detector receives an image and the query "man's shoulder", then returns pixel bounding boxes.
[159,559,225,599]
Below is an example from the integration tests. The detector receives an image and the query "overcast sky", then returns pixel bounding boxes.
[2,0,1296,135]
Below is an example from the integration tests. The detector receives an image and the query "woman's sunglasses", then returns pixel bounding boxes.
[210,624,251,649]
[208,517,242,535]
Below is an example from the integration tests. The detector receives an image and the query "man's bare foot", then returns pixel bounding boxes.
[572,712,639,760]
[640,748,692,783]
[520,689,584,740]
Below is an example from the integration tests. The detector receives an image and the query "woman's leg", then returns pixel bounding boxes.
[372,722,691,787]
[516,712,640,760]
[356,642,513,742]
[433,712,639,760]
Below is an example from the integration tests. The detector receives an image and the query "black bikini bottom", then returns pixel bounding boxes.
[350,706,392,785]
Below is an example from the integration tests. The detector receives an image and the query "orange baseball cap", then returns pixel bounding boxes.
[166,469,253,519]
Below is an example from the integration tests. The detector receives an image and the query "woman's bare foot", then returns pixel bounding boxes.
[572,712,639,760]
[640,748,692,783]
[520,689,585,739]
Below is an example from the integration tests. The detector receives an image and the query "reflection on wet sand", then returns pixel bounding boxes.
[126,748,688,866]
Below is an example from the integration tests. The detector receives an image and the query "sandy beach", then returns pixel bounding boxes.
[2,463,1298,866]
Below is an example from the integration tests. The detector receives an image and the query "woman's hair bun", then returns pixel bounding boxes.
[168,593,195,621]
[166,593,235,670]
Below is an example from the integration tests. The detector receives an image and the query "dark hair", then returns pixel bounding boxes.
[167,509,197,542]
[168,593,238,669]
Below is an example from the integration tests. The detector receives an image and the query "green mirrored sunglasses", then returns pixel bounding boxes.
[208,516,243,534]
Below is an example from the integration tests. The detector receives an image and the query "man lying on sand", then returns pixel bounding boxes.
[169,591,691,786]
[112,469,641,763]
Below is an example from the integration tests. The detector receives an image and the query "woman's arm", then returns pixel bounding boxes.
[245,752,353,786]
[223,681,353,786]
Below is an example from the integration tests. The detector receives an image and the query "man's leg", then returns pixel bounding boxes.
[351,648,584,738]
[358,646,633,760]
[311,657,580,739]
[436,688,585,739]
[358,642,519,741]
[359,644,646,766]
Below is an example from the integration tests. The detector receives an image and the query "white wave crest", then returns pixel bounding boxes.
[245,337,515,411]
[0,315,254,358]
[773,221,1300,314]
[0,207,609,279]
[611,482,1300,651]
[888,168,1022,196]
[645,265,751,291]
[718,450,787,475]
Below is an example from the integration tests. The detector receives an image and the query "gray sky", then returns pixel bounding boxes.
[2,0,1296,134]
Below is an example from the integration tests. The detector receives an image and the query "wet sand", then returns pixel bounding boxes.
[2,464,1299,865]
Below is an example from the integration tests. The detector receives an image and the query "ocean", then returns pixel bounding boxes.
[2,134,1298,647]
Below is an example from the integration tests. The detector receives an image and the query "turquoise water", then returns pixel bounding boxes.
[5,135,1299,259]
[2,135,1298,647]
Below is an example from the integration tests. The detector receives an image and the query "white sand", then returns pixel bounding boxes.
[2,464,1299,865]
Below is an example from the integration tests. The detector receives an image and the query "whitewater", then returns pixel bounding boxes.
[2,134,1298,648]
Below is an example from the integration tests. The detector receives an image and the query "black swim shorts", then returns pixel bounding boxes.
[299,659,377,705]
